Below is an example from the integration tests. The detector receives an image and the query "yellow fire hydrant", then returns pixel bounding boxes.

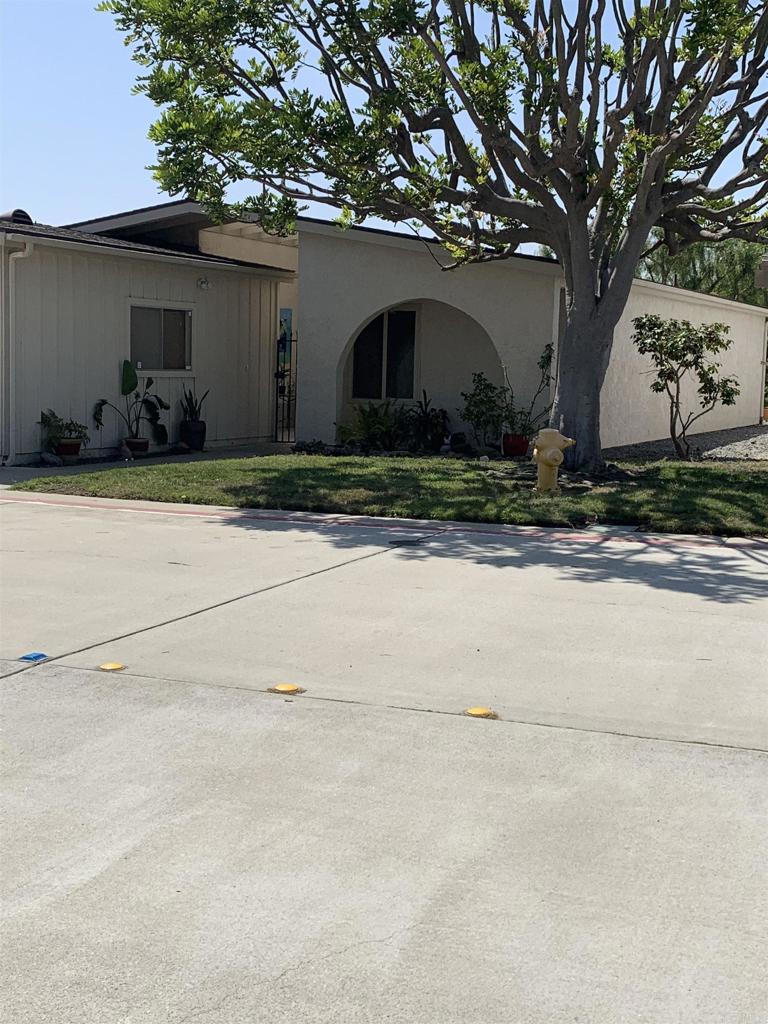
[533,428,576,493]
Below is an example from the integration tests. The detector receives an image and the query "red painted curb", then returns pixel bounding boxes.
[3,492,763,550]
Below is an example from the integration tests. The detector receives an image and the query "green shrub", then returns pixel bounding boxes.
[39,410,90,450]
[409,391,449,452]
[338,400,412,450]
[459,373,506,447]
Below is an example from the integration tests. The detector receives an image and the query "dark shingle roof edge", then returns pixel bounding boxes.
[0,218,287,272]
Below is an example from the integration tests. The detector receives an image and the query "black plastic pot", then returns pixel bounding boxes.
[180,419,207,451]
[124,437,150,455]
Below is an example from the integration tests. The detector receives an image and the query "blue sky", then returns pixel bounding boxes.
[0,0,397,229]
[0,0,172,224]
[0,0,444,236]
[0,0,392,229]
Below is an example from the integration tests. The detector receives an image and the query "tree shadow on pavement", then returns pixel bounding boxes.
[213,509,768,606]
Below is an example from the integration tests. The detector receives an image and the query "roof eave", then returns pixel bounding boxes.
[65,199,205,232]
[0,229,293,279]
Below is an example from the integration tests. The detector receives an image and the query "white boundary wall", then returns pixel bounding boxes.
[298,223,767,447]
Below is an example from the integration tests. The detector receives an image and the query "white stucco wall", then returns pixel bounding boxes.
[602,280,767,447]
[298,222,767,448]
[297,225,559,443]
[2,240,281,461]
[418,300,504,436]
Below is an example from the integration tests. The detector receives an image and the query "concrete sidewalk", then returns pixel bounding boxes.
[1,494,767,1023]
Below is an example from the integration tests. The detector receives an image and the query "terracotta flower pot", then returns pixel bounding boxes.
[124,437,150,454]
[53,439,83,457]
[502,433,530,457]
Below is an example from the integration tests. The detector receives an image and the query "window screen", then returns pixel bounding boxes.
[130,307,162,370]
[385,310,415,399]
[162,310,188,370]
[130,306,190,370]
[352,314,384,399]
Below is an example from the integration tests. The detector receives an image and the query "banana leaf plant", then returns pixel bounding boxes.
[93,360,170,443]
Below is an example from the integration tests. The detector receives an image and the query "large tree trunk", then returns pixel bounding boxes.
[549,310,614,474]
[549,221,652,473]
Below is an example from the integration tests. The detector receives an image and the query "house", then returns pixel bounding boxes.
[1,200,766,465]
[0,205,296,464]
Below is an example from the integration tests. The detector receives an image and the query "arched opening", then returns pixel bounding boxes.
[336,299,503,441]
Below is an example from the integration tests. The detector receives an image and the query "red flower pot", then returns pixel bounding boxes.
[53,439,83,457]
[502,433,530,457]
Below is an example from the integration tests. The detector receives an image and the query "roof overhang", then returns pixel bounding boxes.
[66,200,210,234]
[0,229,293,280]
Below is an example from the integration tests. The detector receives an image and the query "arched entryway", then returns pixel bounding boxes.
[336,299,504,441]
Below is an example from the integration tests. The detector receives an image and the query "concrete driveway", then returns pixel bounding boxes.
[2,492,767,1023]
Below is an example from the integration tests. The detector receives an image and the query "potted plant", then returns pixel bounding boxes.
[501,344,554,457]
[39,409,90,458]
[179,385,210,451]
[501,410,535,456]
[93,360,169,454]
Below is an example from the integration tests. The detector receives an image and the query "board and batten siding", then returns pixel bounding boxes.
[7,243,281,459]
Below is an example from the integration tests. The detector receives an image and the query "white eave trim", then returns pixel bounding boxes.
[631,276,768,317]
[67,200,205,233]
[0,230,294,279]
[296,218,562,276]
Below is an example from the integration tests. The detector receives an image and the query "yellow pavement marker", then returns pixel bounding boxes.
[464,706,498,719]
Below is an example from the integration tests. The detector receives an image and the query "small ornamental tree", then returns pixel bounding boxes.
[631,315,740,459]
[101,0,768,471]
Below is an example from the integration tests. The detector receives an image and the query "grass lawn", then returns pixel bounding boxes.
[13,454,768,536]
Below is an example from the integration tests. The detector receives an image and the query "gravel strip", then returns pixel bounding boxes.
[604,423,768,462]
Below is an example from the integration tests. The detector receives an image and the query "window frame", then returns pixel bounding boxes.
[350,306,420,401]
[127,298,195,376]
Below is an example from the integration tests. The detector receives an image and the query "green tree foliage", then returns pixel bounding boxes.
[631,315,740,460]
[639,237,767,307]
[101,0,768,470]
